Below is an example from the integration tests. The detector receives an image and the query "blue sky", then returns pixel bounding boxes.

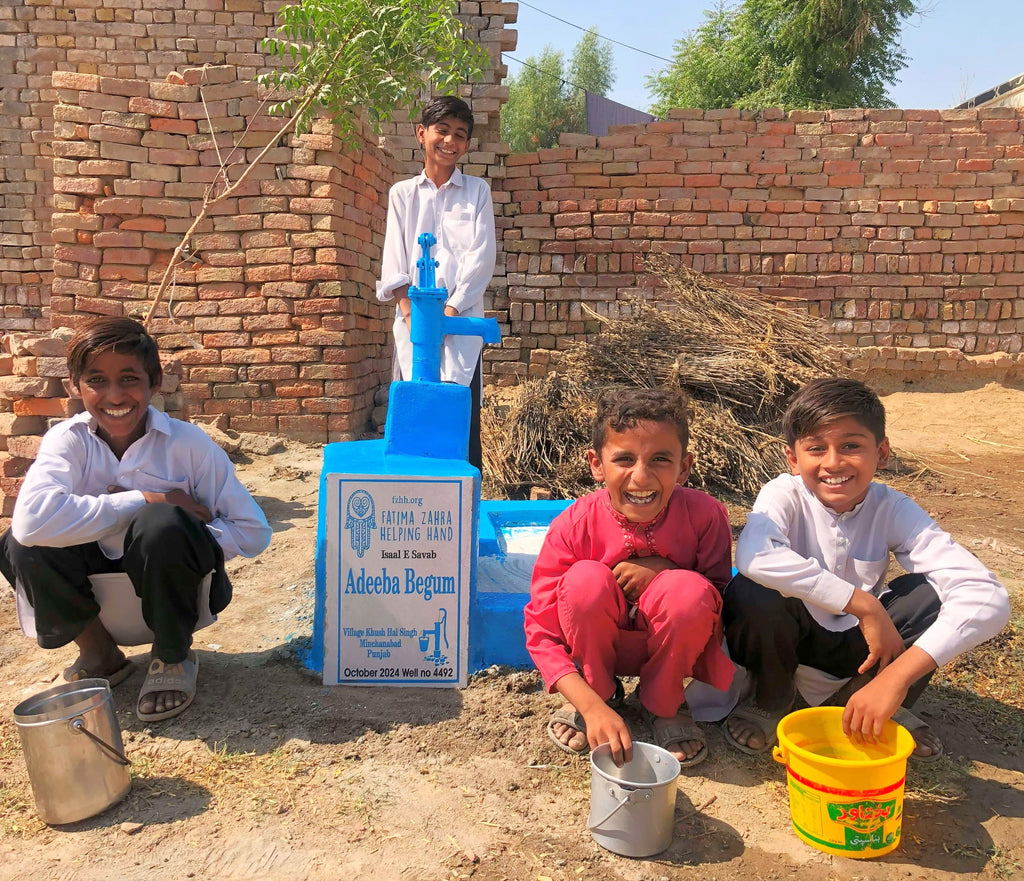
[508,1,1024,111]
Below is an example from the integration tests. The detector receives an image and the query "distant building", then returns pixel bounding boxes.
[956,72,1024,109]
[586,92,657,136]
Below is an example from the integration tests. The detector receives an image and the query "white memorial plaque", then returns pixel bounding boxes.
[323,474,473,686]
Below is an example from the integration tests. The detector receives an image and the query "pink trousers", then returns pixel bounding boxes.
[556,560,725,718]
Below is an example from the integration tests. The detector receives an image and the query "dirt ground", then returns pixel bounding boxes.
[1,381,1023,880]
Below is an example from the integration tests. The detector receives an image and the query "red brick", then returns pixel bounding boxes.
[6,435,42,459]
[53,71,101,92]
[0,455,32,478]
[127,96,178,117]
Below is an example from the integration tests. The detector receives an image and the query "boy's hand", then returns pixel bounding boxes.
[443,304,460,317]
[844,590,904,674]
[554,672,633,766]
[842,675,907,743]
[842,646,936,746]
[612,555,676,603]
[108,485,213,523]
[581,702,633,767]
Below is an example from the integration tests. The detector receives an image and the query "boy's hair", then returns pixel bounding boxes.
[591,387,689,452]
[421,95,474,139]
[66,317,162,387]
[783,378,886,446]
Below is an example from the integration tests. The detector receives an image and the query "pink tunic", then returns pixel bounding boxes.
[524,486,734,713]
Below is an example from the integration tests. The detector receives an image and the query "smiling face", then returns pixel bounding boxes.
[416,115,470,184]
[587,419,693,523]
[786,415,890,513]
[71,349,160,459]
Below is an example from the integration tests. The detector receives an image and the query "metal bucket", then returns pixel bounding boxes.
[587,741,681,857]
[13,678,131,825]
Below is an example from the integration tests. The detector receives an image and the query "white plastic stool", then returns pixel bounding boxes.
[15,572,216,647]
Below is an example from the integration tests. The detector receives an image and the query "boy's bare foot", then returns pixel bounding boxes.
[548,704,588,754]
[66,617,132,684]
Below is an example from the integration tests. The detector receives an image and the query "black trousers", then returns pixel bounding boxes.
[722,572,941,712]
[0,503,228,664]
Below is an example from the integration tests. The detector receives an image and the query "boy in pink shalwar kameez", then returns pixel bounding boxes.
[524,388,734,768]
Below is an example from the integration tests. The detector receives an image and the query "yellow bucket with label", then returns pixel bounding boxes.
[773,707,915,858]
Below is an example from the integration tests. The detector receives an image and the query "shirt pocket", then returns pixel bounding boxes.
[442,209,477,254]
[849,554,890,594]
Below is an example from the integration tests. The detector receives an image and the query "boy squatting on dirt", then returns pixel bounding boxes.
[524,387,735,768]
[722,378,1009,760]
[0,318,272,722]
[375,95,496,471]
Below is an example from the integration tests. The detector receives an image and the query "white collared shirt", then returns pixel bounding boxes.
[376,168,496,385]
[735,473,1009,668]
[12,407,272,561]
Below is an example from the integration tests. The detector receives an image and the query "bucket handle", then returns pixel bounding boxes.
[587,788,651,830]
[772,746,785,764]
[70,717,130,767]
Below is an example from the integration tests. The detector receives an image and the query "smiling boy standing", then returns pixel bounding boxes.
[524,388,735,768]
[723,378,1009,759]
[0,318,271,722]
[376,95,496,469]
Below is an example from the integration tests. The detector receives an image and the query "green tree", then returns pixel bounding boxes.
[647,0,918,114]
[502,28,614,152]
[146,0,487,324]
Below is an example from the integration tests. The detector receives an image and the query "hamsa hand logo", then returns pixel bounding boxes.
[344,490,375,558]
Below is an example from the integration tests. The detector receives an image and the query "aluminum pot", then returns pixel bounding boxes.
[13,678,130,825]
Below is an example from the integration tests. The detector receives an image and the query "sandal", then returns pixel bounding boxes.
[136,650,198,722]
[546,679,626,757]
[546,705,589,756]
[642,705,707,768]
[723,698,789,756]
[64,654,134,688]
[893,706,944,762]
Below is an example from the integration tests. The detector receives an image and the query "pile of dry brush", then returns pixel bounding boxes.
[482,254,848,503]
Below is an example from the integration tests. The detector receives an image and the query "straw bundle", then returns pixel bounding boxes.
[482,256,848,502]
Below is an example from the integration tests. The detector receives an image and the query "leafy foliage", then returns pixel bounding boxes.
[258,0,489,145]
[647,0,918,113]
[502,28,614,152]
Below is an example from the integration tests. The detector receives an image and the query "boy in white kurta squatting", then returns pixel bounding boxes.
[722,378,1009,760]
[375,95,496,470]
[0,318,272,722]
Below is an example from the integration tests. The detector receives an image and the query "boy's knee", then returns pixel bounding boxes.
[559,560,618,614]
[1,532,60,572]
[723,573,786,624]
[644,570,721,626]
[126,503,205,559]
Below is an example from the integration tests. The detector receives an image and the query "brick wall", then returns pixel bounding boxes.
[45,64,396,443]
[494,108,1024,385]
[0,0,291,333]
[0,0,514,325]
[0,0,514,421]
[0,1,516,522]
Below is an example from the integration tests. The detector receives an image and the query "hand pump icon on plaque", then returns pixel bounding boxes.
[419,608,449,666]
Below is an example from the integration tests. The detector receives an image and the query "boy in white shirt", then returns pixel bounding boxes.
[723,378,1009,759]
[0,317,271,722]
[375,95,496,469]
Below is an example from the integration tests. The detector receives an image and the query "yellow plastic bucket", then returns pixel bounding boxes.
[772,707,915,858]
